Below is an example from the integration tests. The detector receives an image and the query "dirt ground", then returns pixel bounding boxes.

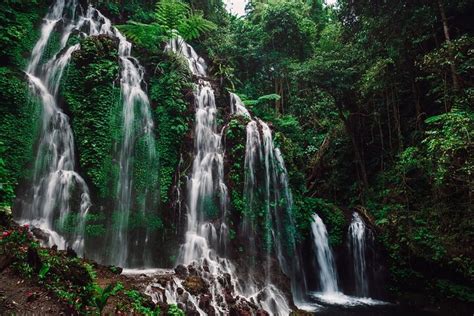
[0,267,69,314]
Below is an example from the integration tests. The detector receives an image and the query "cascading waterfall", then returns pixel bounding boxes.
[241,119,261,267]
[163,37,292,315]
[230,93,251,118]
[231,93,306,308]
[166,37,229,263]
[19,0,158,265]
[311,214,339,294]
[109,20,158,269]
[348,212,371,297]
[19,0,96,255]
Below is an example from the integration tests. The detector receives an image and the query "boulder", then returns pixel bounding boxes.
[31,227,49,243]
[175,264,188,279]
[183,276,208,295]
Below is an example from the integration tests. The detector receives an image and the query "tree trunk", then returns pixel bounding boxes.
[335,101,369,190]
[437,0,460,91]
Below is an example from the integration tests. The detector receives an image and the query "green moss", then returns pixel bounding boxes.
[0,67,40,207]
[0,1,46,68]
[62,36,121,199]
[150,55,192,205]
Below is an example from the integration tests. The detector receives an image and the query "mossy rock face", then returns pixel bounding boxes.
[183,276,208,295]
[62,34,121,201]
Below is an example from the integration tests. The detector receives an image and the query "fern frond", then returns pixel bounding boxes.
[116,22,161,49]
[178,13,216,41]
[154,0,189,34]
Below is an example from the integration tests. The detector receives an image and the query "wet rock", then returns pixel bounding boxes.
[26,247,42,272]
[256,309,270,316]
[177,302,186,313]
[107,265,123,274]
[175,264,188,278]
[31,227,49,243]
[187,265,198,276]
[185,301,200,316]
[229,305,252,316]
[218,272,232,289]
[183,276,208,295]
[177,287,184,295]
[66,247,77,258]
[198,294,215,315]
[224,292,236,304]
[157,275,171,287]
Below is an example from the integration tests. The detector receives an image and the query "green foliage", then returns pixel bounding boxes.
[423,109,473,186]
[420,35,474,109]
[55,213,106,238]
[0,222,103,312]
[117,0,216,49]
[0,0,44,67]
[150,55,192,204]
[168,304,185,316]
[0,67,40,208]
[295,197,345,246]
[38,263,51,279]
[62,36,121,200]
[125,289,160,315]
[435,279,474,303]
[89,282,124,314]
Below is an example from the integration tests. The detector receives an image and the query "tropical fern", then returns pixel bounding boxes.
[116,22,162,49]
[117,0,216,47]
[178,13,216,40]
[154,0,188,34]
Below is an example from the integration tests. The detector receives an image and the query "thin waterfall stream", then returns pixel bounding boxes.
[231,93,307,309]
[311,214,339,294]
[348,212,373,297]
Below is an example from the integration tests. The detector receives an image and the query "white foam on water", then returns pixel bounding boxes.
[310,291,388,306]
[121,268,174,276]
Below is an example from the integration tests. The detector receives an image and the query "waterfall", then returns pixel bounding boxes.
[241,119,261,265]
[229,93,251,118]
[20,0,96,255]
[231,93,307,307]
[166,37,228,264]
[109,17,158,269]
[163,37,292,315]
[20,0,158,265]
[348,212,371,297]
[311,214,339,293]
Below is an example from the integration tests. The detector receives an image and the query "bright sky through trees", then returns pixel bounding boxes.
[225,0,337,16]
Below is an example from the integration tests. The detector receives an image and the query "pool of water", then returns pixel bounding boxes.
[298,292,438,316]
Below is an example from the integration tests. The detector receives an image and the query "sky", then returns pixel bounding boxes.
[225,0,337,16]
